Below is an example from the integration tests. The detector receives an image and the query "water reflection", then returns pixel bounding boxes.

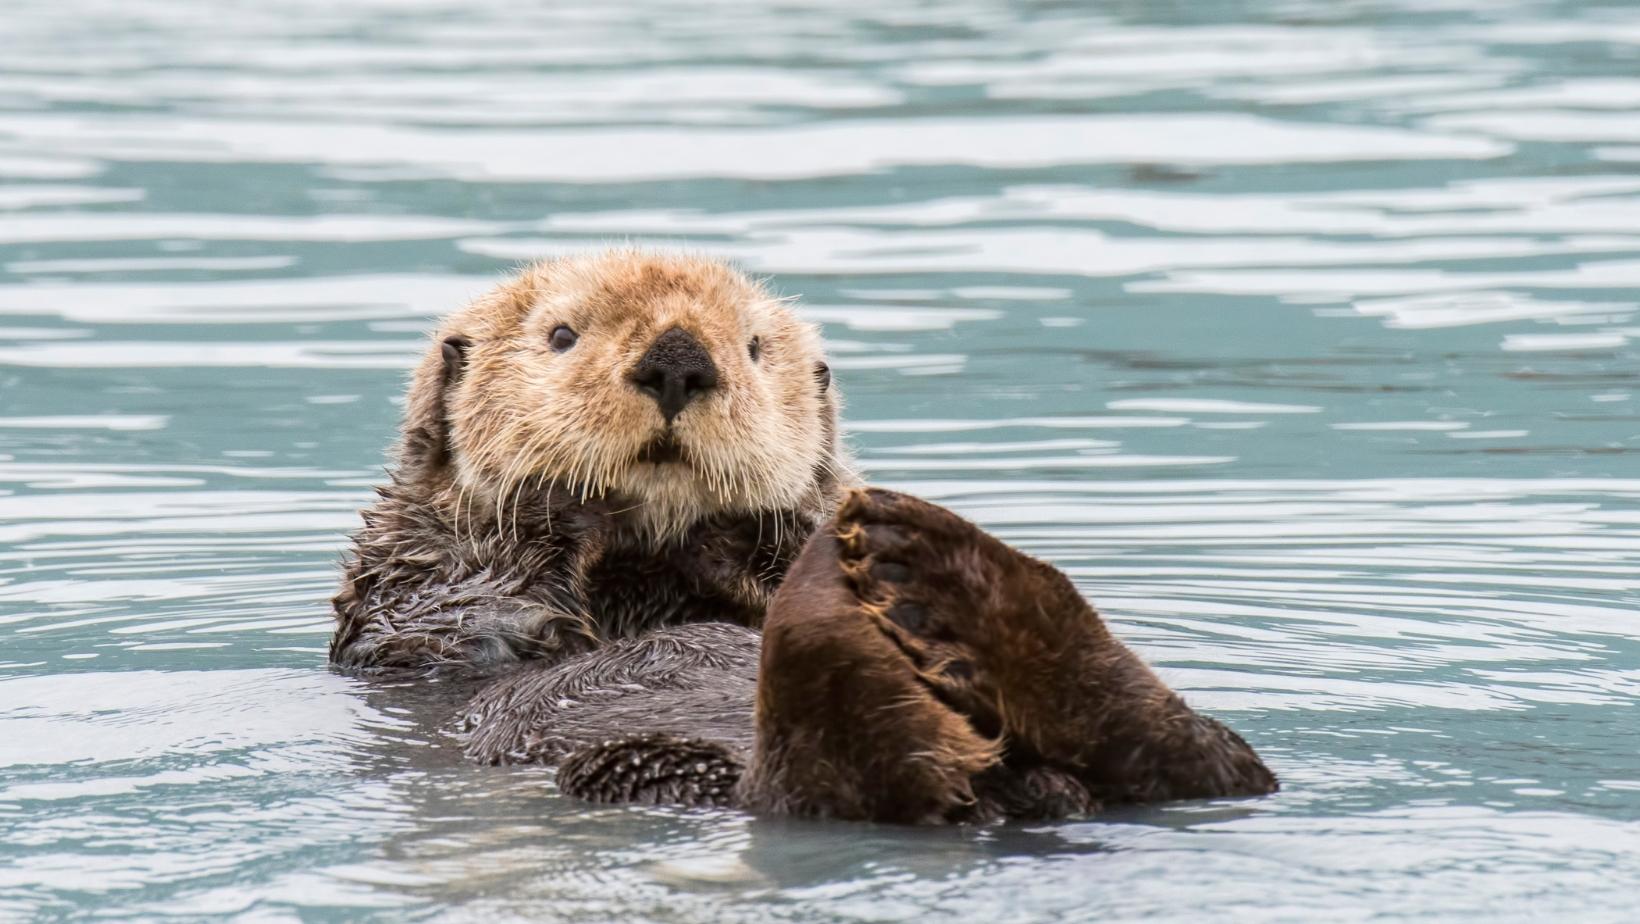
[2,0,1638,919]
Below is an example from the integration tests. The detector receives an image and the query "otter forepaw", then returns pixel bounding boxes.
[557,734,743,808]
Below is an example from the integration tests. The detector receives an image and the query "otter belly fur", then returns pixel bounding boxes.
[330,251,1277,823]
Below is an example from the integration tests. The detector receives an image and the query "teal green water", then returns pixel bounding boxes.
[2,1,1639,920]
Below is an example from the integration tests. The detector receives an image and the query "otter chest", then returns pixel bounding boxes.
[581,540,778,640]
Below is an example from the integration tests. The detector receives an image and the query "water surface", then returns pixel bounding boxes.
[2,0,1638,920]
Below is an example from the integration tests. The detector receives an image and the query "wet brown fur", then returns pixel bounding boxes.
[332,251,1277,824]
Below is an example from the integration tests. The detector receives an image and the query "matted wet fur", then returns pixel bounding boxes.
[331,250,1276,824]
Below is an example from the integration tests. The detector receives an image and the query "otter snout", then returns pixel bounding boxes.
[629,327,719,424]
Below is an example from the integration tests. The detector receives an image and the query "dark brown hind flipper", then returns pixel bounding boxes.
[558,734,743,808]
[829,488,1278,806]
[737,528,1001,824]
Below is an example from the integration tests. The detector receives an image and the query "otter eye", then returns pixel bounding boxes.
[549,325,578,352]
[748,336,761,362]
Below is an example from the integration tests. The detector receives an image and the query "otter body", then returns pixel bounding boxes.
[331,251,1278,824]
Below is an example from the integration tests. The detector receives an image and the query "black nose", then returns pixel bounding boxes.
[628,327,719,424]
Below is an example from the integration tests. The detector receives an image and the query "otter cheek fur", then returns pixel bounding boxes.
[331,250,1277,822]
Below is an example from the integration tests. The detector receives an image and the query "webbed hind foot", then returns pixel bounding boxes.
[743,488,1276,823]
[832,488,1277,804]
[558,734,744,808]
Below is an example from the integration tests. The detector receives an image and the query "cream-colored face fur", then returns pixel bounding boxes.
[421,251,835,538]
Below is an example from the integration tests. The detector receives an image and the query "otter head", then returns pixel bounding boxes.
[398,250,843,540]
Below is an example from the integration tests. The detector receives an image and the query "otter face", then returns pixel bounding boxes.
[412,251,840,539]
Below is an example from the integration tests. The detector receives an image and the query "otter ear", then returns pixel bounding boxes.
[440,335,469,389]
[429,336,470,467]
[399,334,471,479]
[814,361,831,394]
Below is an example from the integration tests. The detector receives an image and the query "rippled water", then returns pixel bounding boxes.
[2,0,1638,920]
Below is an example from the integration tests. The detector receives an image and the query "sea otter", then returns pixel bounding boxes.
[331,250,1277,822]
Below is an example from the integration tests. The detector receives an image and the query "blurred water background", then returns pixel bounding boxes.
[1,0,1638,920]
